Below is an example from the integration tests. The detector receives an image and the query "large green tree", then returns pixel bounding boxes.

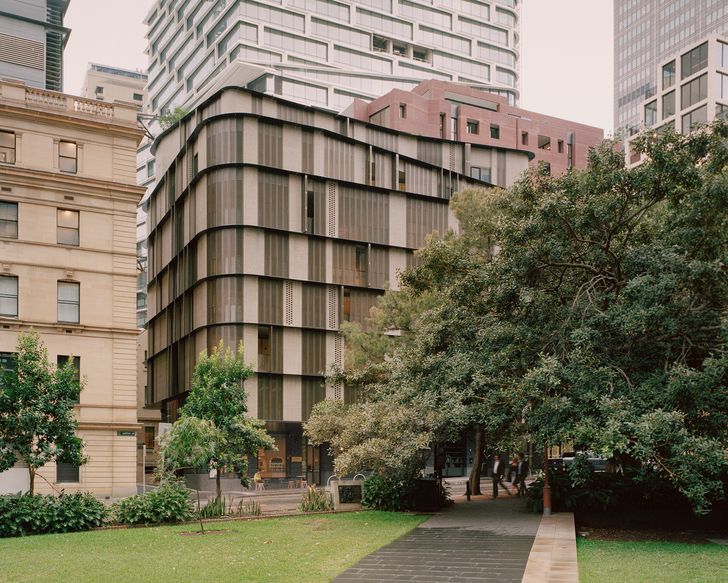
[0,331,85,494]
[159,342,275,500]
[310,122,728,513]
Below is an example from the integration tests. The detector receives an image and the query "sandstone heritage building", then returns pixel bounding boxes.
[0,79,144,497]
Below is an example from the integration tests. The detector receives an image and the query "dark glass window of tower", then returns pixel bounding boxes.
[662,60,675,89]
[644,100,657,127]
[681,43,708,80]
[662,91,675,119]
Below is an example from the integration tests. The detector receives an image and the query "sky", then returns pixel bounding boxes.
[63,0,615,133]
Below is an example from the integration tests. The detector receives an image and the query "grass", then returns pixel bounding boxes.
[578,538,728,583]
[0,511,427,583]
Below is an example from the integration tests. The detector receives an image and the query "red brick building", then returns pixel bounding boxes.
[346,80,604,177]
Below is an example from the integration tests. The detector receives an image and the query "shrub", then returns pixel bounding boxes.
[0,492,107,537]
[299,486,333,512]
[362,474,415,511]
[113,480,193,525]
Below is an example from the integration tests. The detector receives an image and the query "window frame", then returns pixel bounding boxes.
[58,141,78,174]
[0,130,16,165]
[0,275,18,318]
[0,200,18,239]
[466,120,479,135]
[57,280,80,324]
[57,208,80,246]
[489,124,500,139]
[56,462,80,483]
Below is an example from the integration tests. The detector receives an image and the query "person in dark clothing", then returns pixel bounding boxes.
[512,452,529,496]
[491,454,512,498]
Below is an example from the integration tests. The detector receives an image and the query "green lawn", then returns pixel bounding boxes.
[578,538,728,583]
[0,511,426,583]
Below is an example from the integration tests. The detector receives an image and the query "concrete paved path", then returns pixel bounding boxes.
[522,513,578,583]
[334,494,542,582]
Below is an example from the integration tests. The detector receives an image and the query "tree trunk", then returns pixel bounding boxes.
[216,470,222,502]
[468,424,485,496]
[28,467,35,496]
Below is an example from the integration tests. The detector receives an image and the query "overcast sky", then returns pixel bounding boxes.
[63,0,614,133]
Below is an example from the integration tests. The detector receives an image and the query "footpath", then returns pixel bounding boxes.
[334,486,578,583]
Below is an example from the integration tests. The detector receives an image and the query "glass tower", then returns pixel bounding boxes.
[614,0,728,135]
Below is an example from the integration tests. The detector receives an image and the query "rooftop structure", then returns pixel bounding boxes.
[347,80,604,177]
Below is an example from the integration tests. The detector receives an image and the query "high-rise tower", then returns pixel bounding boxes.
[614,0,728,135]
[0,0,70,92]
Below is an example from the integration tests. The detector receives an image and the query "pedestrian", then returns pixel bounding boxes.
[508,455,518,482]
[491,454,512,498]
[512,452,529,496]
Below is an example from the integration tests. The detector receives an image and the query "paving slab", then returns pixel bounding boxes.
[521,513,578,583]
[334,494,541,583]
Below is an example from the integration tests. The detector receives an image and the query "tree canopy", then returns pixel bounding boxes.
[0,331,85,494]
[308,122,728,513]
[159,342,275,500]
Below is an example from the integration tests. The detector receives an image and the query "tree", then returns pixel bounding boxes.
[158,106,189,130]
[159,341,275,500]
[0,331,85,494]
[310,121,728,513]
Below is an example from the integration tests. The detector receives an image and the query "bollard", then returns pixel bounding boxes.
[465,480,471,501]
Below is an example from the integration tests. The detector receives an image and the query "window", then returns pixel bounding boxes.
[662,91,675,119]
[681,42,708,79]
[0,275,18,317]
[681,105,707,134]
[393,43,407,56]
[57,209,79,246]
[144,426,156,449]
[398,168,406,190]
[413,48,427,62]
[59,141,77,173]
[305,188,315,232]
[681,74,707,109]
[56,462,79,483]
[355,245,368,272]
[146,160,154,177]
[57,281,80,323]
[521,131,528,145]
[538,135,551,150]
[372,35,387,52]
[439,113,446,138]
[57,355,80,403]
[719,42,728,69]
[192,153,198,176]
[644,100,657,126]
[490,124,500,139]
[133,93,143,102]
[0,201,18,238]
[342,287,351,321]
[557,140,564,154]
[662,60,675,89]
[0,130,15,164]
[258,325,271,371]
[466,120,479,134]
[717,72,728,100]
[718,103,728,120]
[542,162,551,175]
[567,132,574,169]
[399,103,407,118]
[95,86,103,95]
[470,166,491,182]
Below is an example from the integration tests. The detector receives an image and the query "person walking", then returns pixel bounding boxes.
[513,452,529,496]
[491,454,512,498]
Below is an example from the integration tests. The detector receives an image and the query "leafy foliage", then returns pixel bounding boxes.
[0,492,107,537]
[0,331,85,494]
[159,341,275,500]
[112,479,194,525]
[311,122,728,514]
[299,486,333,512]
[362,473,416,512]
[158,106,188,129]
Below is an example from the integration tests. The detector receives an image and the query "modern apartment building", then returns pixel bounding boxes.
[614,0,728,135]
[347,80,604,177]
[145,81,531,486]
[0,0,70,92]
[0,79,145,497]
[81,63,147,112]
[145,0,520,118]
